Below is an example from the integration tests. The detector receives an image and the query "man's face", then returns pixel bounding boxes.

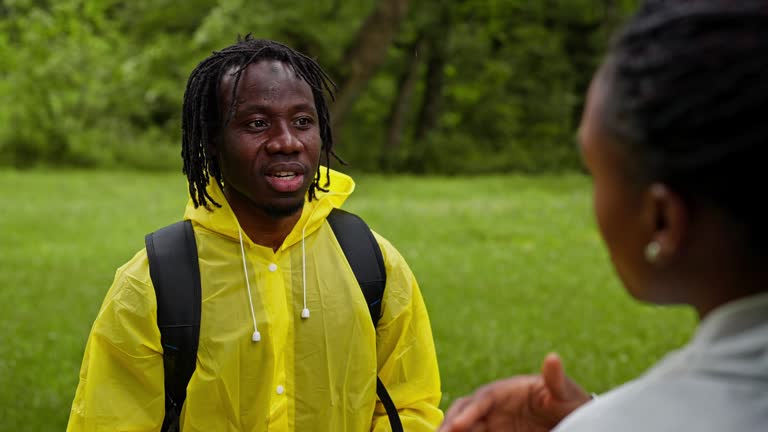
[214,60,321,218]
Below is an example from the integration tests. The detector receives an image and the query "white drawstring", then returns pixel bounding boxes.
[300,230,310,319]
[299,191,347,320]
[233,189,348,329]
[238,228,261,342]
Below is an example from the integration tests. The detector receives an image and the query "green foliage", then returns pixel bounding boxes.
[0,170,695,430]
[326,0,639,173]
[0,0,637,173]
[1,0,184,168]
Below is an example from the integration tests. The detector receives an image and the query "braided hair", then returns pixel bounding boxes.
[181,35,340,209]
[598,0,768,252]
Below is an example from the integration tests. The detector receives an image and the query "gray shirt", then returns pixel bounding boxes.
[555,292,768,432]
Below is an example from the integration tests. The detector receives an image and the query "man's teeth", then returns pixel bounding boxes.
[271,171,297,178]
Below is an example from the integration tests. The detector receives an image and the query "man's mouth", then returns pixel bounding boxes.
[265,168,306,193]
[271,171,298,179]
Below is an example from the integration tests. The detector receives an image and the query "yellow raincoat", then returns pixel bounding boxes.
[67,169,442,431]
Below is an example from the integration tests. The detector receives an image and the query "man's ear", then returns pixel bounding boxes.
[645,183,690,264]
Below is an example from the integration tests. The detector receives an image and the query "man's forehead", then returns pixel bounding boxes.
[220,61,310,101]
[217,61,314,110]
[221,60,296,83]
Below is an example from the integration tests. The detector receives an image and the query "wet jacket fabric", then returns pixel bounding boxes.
[67,169,443,431]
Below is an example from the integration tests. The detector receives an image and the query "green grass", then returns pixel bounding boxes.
[0,170,696,431]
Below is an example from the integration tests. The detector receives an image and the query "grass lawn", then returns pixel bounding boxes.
[0,170,696,431]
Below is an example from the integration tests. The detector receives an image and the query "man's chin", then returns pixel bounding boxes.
[259,200,305,220]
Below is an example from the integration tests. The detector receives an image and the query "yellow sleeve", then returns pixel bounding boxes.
[67,251,165,432]
[370,233,443,432]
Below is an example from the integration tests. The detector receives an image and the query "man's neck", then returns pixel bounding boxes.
[235,206,302,252]
[224,191,303,252]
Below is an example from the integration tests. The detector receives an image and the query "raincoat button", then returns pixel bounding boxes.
[276,385,285,395]
[268,263,278,272]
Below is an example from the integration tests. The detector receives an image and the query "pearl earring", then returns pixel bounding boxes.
[645,241,661,263]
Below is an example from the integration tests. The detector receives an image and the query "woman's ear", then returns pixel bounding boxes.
[644,183,690,265]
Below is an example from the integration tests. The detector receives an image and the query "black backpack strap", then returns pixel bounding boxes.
[327,208,402,432]
[145,220,201,432]
[327,208,386,325]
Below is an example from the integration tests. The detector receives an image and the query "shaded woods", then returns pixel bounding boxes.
[0,0,636,173]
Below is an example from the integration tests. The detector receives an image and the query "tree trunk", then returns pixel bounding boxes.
[331,0,410,133]
[413,38,447,142]
[381,36,426,171]
[408,8,451,172]
[603,0,620,30]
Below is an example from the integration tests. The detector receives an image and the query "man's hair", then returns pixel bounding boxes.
[181,35,339,209]
[599,0,768,251]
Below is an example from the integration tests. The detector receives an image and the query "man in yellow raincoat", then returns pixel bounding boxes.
[67,36,442,431]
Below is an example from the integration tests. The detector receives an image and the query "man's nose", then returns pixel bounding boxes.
[265,121,301,154]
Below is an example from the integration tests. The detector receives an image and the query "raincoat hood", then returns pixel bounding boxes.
[183,167,355,250]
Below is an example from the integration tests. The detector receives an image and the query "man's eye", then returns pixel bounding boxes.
[248,119,268,128]
[295,117,312,127]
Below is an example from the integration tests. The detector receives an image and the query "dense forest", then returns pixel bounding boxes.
[0,0,638,173]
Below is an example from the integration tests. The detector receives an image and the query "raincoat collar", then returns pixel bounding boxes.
[183,167,355,251]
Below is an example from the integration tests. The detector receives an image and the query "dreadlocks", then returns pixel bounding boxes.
[181,35,340,209]
[598,0,768,253]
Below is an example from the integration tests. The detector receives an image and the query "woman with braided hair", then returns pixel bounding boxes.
[439,1,768,431]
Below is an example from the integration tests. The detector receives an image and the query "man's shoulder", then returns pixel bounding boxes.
[93,248,156,323]
[369,229,408,269]
[112,248,152,292]
[108,249,154,298]
[326,208,410,270]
